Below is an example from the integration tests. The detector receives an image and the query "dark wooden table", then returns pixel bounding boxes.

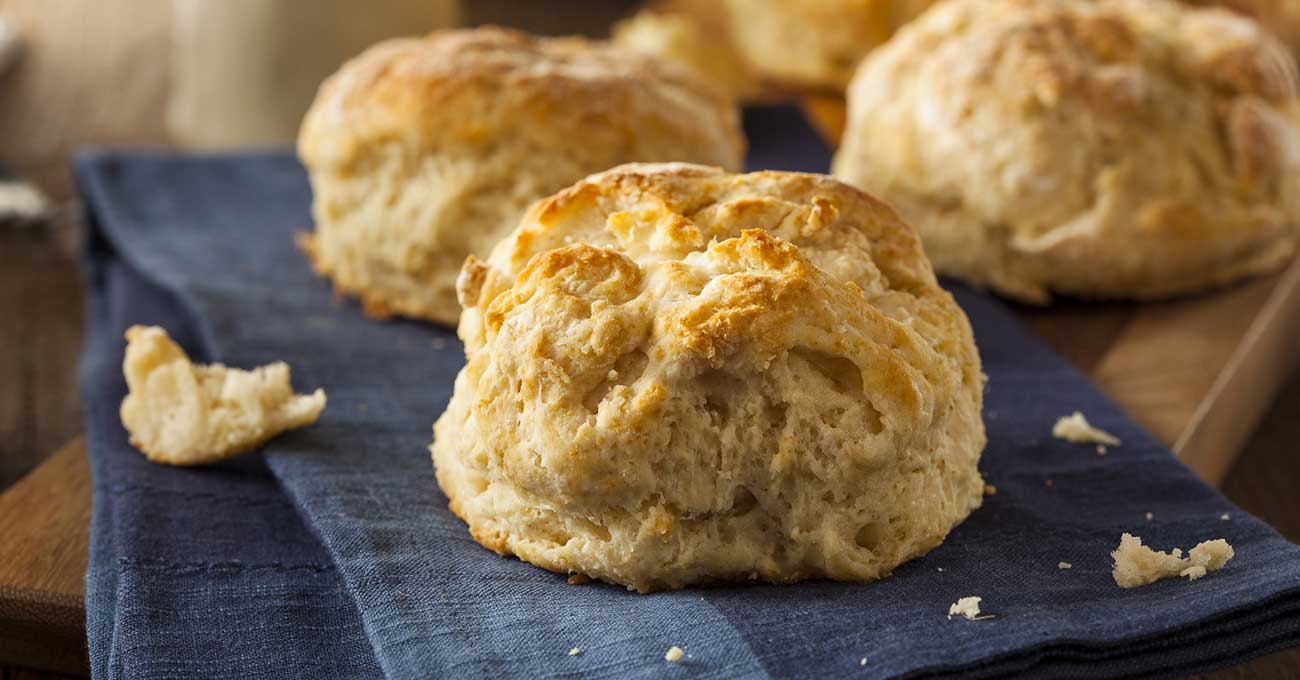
[0,228,83,491]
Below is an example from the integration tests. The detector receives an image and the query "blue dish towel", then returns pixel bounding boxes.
[78,107,1300,679]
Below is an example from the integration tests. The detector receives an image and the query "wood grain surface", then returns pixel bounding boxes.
[0,440,90,676]
[0,230,84,490]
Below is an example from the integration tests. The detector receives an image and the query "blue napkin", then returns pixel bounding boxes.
[78,107,1300,679]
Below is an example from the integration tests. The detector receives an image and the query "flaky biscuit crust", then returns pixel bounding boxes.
[722,0,937,90]
[834,0,1300,302]
[298,27,745,325]
[1187,0,1300,59]
[433,163,985,592]
[612,10,760,101]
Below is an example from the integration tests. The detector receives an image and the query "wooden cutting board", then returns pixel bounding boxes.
[2,101,1299,676]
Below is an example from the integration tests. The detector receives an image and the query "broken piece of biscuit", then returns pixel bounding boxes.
[119,325,326,466]
[1053,411,1120,447]
[947,596,993,621]
[1111,533,1234,588]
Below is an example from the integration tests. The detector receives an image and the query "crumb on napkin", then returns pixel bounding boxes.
[1111,533,1234,588]
[1053,411,1120,446]
[948,596,993,620]
[568,647,582,656]
[665,645,684,662]
[119,325,326,466]
[1058,562,1072,569]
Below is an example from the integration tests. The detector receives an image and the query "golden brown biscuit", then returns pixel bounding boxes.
[1185,1,1300,59]
[432,163,985,592]
[834,0,1300,302]
[612,10,760,101]
[298,27,745,325]
[722,0,937,91]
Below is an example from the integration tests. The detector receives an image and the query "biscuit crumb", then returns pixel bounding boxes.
[569,647,583,656]
[937,567,944,572]
[119,325,326,466]
[567,573,592,585]
[1058,562,1072,569]
[1096,445,1106,455]
[859,657,868,666]
[947,596,993,620]
[1220,513,1231,521]
[665,645,684,662]
[984,484,997,496]
[1053,412,1120,446]
[1111,533,1234,588]
[1145,512,1154,521]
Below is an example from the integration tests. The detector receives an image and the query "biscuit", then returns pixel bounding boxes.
[833,0,1300,302]
[298,27,745,325]
[1185,1,1300,59]
[721,0,936,90]
[612,10,759,101]
[119,326,326,466]
[432,163,985,592]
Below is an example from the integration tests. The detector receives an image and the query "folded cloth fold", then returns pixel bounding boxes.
[77,107,1300,679]
[79,163,383,679]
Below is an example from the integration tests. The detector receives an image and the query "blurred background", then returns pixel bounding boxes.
[0,0,639,490]
[0,0,1296,540]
